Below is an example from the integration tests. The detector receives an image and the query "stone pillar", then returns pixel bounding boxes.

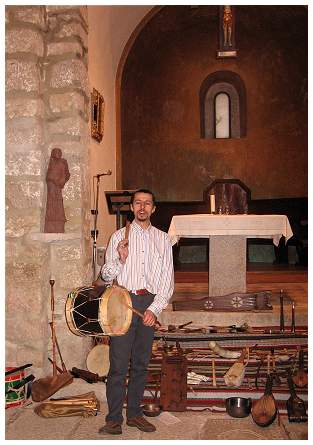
[6,6,92,376]
[209,236,246,296]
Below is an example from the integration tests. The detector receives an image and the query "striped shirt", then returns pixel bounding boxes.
[100,221,174,316]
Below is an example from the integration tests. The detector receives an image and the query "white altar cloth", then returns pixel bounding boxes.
[168,214,293,247]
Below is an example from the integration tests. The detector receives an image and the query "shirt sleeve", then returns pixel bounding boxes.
[100,231,124,283]
[147,235,174,317]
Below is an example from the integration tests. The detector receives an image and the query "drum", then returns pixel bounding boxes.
[86,344,110,377]
[5,368,25,409]
[65,284,132,337]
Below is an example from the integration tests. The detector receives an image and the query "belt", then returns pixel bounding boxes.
[132,288,149,295]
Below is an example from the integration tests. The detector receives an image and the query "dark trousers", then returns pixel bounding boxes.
[105,292,155,424]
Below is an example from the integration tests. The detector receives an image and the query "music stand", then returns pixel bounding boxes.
[105,190,135,229]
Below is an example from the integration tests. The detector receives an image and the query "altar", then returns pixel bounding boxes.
[168,214,293,296]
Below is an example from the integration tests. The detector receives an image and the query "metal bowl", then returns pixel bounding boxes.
[225,397,252,418]
[142,403,162,417]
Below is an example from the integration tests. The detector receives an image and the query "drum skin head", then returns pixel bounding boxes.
[86,344,110,377]
[65,288,82,336]
[99,285,132,336]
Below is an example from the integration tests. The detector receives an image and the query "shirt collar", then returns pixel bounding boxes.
[131,220,152,234]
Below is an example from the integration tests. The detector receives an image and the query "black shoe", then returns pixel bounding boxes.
[98,421,122,435]
[127,416,156,432]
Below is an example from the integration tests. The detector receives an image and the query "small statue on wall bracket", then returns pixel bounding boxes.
[217,5,237,58]
[44,148,70,233]
[223,5,233,47]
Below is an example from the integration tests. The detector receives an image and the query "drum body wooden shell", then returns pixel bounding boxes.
[65,285,132,337]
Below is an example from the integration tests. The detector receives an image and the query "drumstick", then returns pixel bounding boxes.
[50,279,57,377]
[113,221,130,287]
[125,220,131,240]
[123,303,161,327]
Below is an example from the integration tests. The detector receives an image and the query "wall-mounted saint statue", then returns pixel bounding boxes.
[217,5,237,58]
[223,5,233,47]
[44,148,70,233]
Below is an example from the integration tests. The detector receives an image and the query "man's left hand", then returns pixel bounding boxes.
[143,309,156,327]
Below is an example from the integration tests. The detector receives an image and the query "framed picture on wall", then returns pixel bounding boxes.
[91,88,104,142]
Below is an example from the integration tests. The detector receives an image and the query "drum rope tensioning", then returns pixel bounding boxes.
[65,221,133,338]
[65,221,136,376]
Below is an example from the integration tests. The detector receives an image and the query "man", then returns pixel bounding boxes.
[99,189,174,435]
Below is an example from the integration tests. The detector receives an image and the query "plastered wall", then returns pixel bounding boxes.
[121,6,307,201]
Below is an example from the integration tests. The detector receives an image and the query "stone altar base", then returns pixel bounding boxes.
[209,236,246,296]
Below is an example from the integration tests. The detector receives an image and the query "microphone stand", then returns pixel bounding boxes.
[91,170,112,281]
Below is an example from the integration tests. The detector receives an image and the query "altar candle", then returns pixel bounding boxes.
[210,194,216,214]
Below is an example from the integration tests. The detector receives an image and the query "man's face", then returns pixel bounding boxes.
[131,192,155,224]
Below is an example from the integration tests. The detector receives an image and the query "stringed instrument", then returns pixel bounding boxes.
[292,347,308,388]
[286,369,307,422]
[251,374,277,427]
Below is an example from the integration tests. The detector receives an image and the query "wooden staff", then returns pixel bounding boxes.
[49,323,67,372]
[212,359,217,387]
[50,279,57,377]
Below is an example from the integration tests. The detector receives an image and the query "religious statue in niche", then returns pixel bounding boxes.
[44,148,70,233]
[223,5,233,47]
[217,5,237,58]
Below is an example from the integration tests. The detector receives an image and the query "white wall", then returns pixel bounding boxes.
[88,5,153,247]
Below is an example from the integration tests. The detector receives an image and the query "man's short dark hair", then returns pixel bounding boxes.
[131,189,156,205]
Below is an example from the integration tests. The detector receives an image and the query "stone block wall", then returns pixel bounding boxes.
[6,6,92,376]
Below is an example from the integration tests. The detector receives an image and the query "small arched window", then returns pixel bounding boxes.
[200,71,246,139]
[215,92,230,138]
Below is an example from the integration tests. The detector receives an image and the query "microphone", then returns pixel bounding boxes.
[94,170,112,177]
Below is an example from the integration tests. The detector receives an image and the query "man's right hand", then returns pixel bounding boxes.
[117,239,129,264]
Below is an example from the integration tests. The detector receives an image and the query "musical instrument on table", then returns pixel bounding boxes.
[286,369,307,422]
[251,374,277,427]
[292,347,308,388]
[160,349,187,412]
[224,348,248,387]
[172,291,272,312]
[271,348,281,386]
